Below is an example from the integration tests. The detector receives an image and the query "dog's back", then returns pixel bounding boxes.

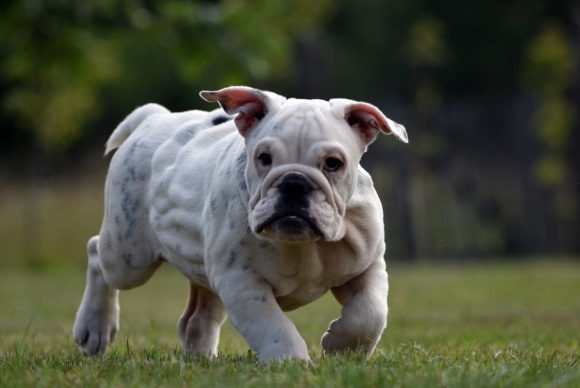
[98,106,234,286]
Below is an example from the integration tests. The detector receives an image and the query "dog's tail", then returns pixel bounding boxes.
[105,103,170,155]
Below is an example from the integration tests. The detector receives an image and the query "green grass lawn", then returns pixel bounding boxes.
[0,260,578,387]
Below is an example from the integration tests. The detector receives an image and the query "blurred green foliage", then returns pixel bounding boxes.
[522,23,575,96]
[522,23,575,189]
[0,0,332,151]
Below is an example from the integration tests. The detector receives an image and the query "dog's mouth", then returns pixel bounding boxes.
[256,211,323,242]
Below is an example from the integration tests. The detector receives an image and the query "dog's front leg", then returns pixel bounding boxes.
[321,260,389,357]
[214,273,309,363]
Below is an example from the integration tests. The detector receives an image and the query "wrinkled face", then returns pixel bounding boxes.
[244,100,365,243]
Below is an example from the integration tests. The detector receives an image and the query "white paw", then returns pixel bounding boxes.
[257,339,310,364]
[73,298,120,354]
[320,319,379,356]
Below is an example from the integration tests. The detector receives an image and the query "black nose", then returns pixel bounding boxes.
[278,173,313,204]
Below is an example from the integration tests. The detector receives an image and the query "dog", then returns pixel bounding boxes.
[73,86,408,363]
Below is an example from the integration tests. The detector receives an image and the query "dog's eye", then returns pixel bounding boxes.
[324,157,343,172]
[258,153,272,166]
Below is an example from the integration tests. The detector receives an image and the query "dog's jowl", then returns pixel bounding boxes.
[73,86,408,363]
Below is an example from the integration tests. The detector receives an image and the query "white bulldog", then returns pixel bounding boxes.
[73,86,408,363]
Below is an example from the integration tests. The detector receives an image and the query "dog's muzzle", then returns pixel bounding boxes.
[256,173,323,242]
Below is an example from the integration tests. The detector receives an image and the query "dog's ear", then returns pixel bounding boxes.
[200,86,285,137]
[331,99,408,146]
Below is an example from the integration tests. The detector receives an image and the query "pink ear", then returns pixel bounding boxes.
[200,86,279,137]
[345,102,408,145]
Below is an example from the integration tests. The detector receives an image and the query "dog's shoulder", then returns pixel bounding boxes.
[352,166,381,210]
[340,166,385,259]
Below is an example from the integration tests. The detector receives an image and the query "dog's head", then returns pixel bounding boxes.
[201,86,408,243]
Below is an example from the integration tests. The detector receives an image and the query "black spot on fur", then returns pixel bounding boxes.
[210,199,219,216]
[122,253,133,266]
[228,206,237,230]
[253,294,268,303]
[226,251,237,269]
[236,152,246,166]
[237,169,247,192]
[212,115,232,126]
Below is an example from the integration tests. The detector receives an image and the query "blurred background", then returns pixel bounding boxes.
[0,0,579,269]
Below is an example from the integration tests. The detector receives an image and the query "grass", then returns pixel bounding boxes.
[0,261,579,387]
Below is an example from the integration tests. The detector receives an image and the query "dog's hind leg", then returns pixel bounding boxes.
[178,283,227,357]
[73,236,120,354]
[73,235,161,354]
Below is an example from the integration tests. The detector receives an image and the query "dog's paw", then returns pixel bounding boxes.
[257,339,310,364]
[320,323,378,356]
[73,303,119,355]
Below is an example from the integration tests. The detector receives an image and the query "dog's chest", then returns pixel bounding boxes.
[254,241,364,311]
[275,285,328,311]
